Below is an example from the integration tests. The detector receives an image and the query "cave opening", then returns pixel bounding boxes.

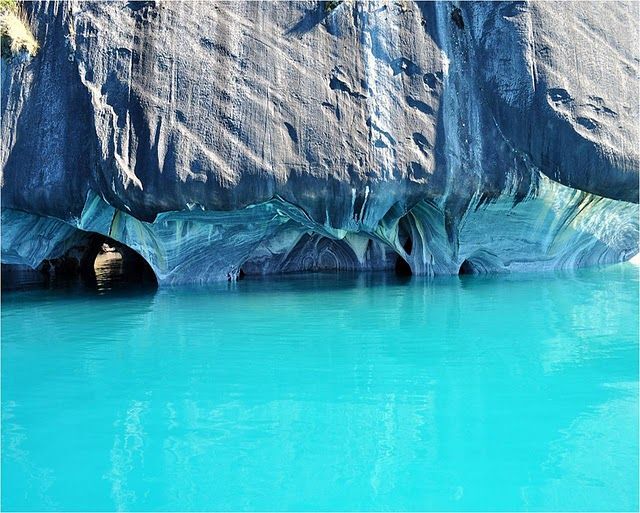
[4,233,158,291]
[82,235,157,289]
[394,239,413,278]
[394,254,412,277]
[458,259,476,275]
[402,235,413,256]
[394,227,414,277]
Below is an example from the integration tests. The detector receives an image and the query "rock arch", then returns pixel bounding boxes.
[458,250,504,275]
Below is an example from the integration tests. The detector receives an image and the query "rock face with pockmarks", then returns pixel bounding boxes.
[1,1,638,284]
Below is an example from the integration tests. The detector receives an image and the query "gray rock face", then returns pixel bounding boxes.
[1,1,638,284]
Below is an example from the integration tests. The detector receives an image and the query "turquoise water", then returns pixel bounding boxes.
[2,264,638,511]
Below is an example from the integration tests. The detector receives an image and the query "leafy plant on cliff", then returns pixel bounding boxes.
[0,0,16,13]
[324,1,343,13]
[1,0,38,60]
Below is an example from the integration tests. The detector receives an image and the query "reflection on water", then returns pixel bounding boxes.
[91,245,156,293]
[1,263,638,510]
[94,251,126,290]
[92,251,156,293]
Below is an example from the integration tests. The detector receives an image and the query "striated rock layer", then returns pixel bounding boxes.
[1,1,639,284]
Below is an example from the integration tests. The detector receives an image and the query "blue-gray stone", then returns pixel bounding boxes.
[1,1,638,284]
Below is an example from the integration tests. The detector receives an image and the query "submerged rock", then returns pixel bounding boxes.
[1,1,638,284]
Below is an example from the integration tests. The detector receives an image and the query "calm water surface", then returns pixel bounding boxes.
[2,264,638,511]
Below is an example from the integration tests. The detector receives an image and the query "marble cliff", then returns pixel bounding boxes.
[1,1,638,284]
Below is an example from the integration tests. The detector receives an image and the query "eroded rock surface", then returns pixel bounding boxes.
[1,1,638,284]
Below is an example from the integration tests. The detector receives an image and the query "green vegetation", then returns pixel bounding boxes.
[324,1,343,13]
[0,0,17,14]
[1,0,38,60]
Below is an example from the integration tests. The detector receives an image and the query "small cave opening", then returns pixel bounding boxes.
[458,259,476,275]
[394,225,414,278]
[451,6,464,29]
[394,254,412,277]
[81,235,157,289]
[402,235,413,256]
[394,237,413,277]
[3,231,157,291]
[227,266,246,282]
